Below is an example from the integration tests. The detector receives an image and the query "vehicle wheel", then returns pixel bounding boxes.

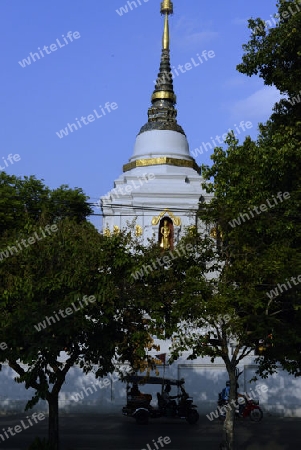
[186,409,199,424]
[250,408,263,422]
[135,410,149,425]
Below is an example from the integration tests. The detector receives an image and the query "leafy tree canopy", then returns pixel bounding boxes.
[0,174,153,449]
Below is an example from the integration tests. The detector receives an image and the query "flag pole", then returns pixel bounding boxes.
[156,353,167,392]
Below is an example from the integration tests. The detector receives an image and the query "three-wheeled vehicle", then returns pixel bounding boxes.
[122,375,199,424]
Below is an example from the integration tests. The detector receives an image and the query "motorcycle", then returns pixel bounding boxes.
[217,395,263,422]
[217,369,263,422]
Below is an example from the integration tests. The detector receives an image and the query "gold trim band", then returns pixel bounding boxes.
[123,157,199,173]
[151,91,176,102]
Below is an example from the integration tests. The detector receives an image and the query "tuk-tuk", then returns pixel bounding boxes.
[122,375,199,424]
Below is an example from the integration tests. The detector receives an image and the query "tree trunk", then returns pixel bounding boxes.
[47,392,59,450]
[222,367,237,449]
[223,408,234,449]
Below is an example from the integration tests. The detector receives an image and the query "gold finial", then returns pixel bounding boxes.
[161,1,173,50]
[160,0,173,15]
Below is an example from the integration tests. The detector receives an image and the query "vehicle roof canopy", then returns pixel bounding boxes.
[124,375,185,386]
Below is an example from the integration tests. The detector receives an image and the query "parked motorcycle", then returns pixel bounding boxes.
[217,369,263,422]
[217,394,263,422]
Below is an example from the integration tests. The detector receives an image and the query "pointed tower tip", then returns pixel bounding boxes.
[138,0,185,136]
[160,0,173,15]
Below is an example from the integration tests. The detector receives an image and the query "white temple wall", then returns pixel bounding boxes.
[1,355,301,417]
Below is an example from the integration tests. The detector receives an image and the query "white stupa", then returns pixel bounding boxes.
[101,0,207,247]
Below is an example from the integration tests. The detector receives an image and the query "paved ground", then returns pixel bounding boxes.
[0,413,300,449]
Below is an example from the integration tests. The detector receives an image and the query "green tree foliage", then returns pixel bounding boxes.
[0,173,92,237]
[148,130,301,448]
[0,175,152,450]
[135,229,251,448]
[237,0,301,132]
[141,4,301,447]
[236,0,301,377]
[131,236,212,340]
[237,0,301,96]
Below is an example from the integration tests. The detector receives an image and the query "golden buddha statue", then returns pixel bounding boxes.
[160,220,170,249]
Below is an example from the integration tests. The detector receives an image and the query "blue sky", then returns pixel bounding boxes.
[0,0,281,228]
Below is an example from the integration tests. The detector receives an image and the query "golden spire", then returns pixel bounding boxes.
[138,0,185,136]
[162,13,169,50]
[161,0,173,50]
